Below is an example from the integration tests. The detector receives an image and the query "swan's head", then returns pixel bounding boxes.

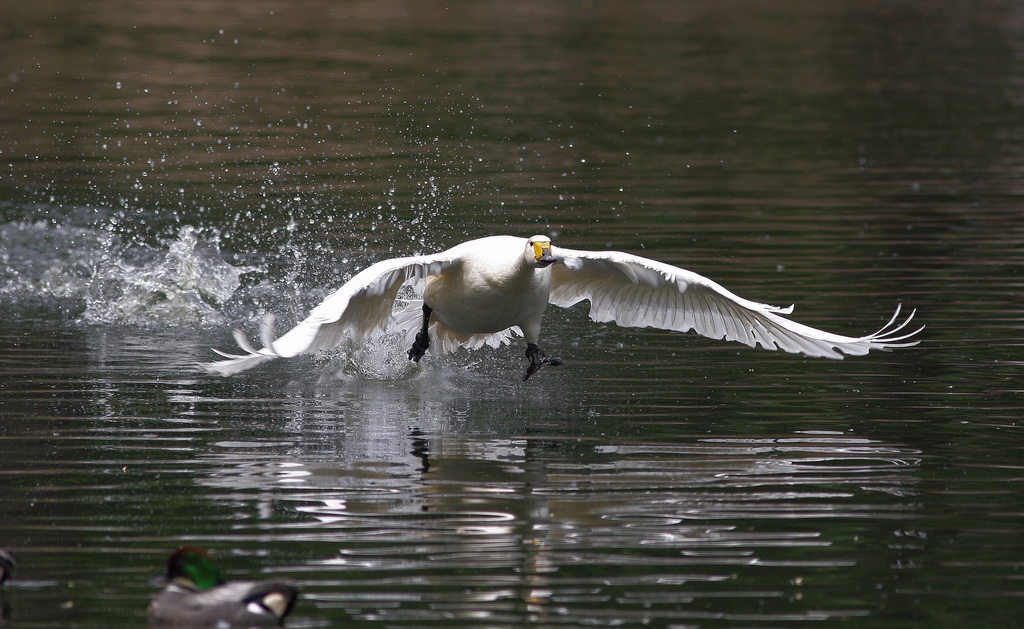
[527,235,557,268]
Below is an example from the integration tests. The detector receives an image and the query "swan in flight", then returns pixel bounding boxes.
[203,235,921,380]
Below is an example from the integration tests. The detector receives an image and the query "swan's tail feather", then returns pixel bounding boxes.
[390,298,522,354]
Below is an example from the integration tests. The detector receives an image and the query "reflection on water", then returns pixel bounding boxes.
[147,377,924,626]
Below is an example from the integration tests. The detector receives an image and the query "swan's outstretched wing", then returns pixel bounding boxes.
[203,253,459,376]
[548,247,921,358]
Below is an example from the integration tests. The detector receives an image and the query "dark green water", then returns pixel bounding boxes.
[1,1,1022,627]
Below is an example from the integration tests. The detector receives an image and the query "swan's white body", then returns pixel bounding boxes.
[203,235,921,377]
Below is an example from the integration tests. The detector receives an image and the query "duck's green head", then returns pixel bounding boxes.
[158,546,225,591]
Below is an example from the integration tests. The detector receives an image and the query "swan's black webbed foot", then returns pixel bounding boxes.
[407,304,433,362]
[524,343,562,381]
[407,331,429,362]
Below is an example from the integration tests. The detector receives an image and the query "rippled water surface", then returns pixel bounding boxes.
[2,1,1023,627]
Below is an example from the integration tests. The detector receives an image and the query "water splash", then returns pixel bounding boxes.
[0,220,253,326]
[81,226,252,325]
[330,329,425,381]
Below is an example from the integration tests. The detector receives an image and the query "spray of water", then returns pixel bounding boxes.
[0,220,254,326]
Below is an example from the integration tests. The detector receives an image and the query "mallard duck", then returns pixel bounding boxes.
[203,234,921,381]
[148,546,298,627]
[0,548,15,584]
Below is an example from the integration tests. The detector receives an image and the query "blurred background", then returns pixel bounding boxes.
[1,1,1022,627]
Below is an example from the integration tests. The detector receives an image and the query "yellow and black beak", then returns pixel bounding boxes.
[533,240,557,267]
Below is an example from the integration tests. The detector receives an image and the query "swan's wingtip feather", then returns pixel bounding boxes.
[259,314,278,352]
[861,305,923,351]
[205,317,284,376]
[201,352,277,377]
[232,329,260,355]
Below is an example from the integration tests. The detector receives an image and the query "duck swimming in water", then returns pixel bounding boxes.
[203,234,921,381]
[148,546,298,627]
[0,548,15,584]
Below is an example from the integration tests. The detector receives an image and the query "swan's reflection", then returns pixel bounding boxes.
[179,374,920,626]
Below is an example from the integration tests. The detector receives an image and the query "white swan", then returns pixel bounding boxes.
[203,235,922,380]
